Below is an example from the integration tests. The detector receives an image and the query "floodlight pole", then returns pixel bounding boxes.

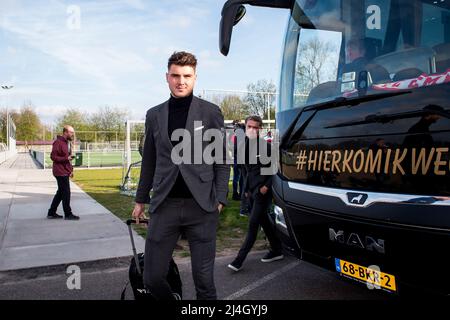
[126,120,131,172]
[1,86,14,150]
[267,93,271,130]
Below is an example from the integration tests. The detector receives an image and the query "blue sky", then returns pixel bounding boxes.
[0,0,288,124]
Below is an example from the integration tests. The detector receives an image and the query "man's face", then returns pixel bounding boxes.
[65,127,75,141]
[245,120,261,140]
[166,64,197,98]
[347,47,356,62]
[347,45,364,62]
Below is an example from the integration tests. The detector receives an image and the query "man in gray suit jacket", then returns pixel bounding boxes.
[132,51,230,300]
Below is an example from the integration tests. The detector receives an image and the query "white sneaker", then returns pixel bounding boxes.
[261,252,284,263]
[227,263,241,272]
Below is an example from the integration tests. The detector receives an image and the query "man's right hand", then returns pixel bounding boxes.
[68,155,75,161]
[132,203,147,224]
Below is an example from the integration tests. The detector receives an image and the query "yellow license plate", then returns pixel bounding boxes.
[335,258,397,292]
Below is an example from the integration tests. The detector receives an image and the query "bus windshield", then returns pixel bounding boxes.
[279,0,450,112]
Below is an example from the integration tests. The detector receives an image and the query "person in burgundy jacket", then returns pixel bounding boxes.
[47,125,80,220]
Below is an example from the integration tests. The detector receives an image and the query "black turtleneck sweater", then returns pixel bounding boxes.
[167,94,193,198]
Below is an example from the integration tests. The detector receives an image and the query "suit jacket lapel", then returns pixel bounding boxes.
[184,96,202,164]
[158,100,173,149]
[185,96,201,136]
[158,96,200,150]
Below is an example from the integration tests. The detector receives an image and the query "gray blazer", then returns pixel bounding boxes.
[135,96,230,213]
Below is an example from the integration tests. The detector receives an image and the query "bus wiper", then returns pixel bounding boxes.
[325,106,450,129]
[282,109,318,148]
[303,90,411,112]
[281,91,411,148]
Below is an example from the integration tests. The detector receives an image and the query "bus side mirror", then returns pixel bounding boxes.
[219,0,293,56]
[234,5,247,25]
[220,2,246,56]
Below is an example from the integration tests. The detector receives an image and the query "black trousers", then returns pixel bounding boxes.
[235,191,282,265]
[144,197,219,300]
[48,176,72,216]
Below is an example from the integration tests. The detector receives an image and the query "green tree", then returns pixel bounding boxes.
[0,109,6,145]
[262,107,276,123]
[55,108,92,143]
[220,95,248,121]
[12,102,42,142]
[41,124,55,141]
[56,108,90,133]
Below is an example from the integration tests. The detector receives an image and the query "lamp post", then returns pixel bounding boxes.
[1,85,14,150]
[267,93,271,130]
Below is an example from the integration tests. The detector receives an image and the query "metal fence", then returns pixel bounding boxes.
[36,150,142,169]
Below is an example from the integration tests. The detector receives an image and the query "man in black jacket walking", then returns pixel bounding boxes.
[132,51,230,300]
[228,115,283,272]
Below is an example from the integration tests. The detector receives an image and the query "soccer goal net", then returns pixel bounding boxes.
[120,120,145,196]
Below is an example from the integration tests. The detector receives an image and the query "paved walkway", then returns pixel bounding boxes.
[0,155,144,271]
[0,152,41,169]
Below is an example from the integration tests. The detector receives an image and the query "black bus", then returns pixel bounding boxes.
[220,0,450,295]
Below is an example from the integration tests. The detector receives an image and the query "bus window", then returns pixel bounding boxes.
[293,29,342,107]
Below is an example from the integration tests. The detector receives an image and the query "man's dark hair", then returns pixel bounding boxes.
[168,51,197,70]
[245,115,263,128]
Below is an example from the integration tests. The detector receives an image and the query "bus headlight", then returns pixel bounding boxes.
[273,205,287,231]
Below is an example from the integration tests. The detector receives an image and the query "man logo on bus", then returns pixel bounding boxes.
[347,192,368,205]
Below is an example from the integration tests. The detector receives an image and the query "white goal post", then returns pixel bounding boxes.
[123,117,276,171]
[7,112,16,153]
[125,120,145,172]
[120,116,276,197]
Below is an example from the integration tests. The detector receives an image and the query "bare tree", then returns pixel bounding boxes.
[90,106,129,142]
[245,79,277,117]
[295,37,336,93]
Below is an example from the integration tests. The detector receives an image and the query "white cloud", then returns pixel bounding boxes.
[6,46,17,54]
[1,1,153,90]
[167,16,192,28]
[0,0,287,124]
[198,50,223,69]
[123,0,146,10]
[241,14,256,27]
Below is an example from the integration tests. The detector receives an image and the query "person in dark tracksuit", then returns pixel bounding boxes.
[231,121,244,201]
[228,115,283,272]
[132,51,230,300]
[47,125,80,220]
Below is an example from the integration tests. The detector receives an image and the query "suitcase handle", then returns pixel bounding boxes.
[126,218,149,225]
[126,218,149,275]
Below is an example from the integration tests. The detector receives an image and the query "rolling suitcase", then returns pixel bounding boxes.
[121,219,182,300]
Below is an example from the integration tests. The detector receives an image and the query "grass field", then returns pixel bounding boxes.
[72,168,267,258]
[45,151,142,168]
